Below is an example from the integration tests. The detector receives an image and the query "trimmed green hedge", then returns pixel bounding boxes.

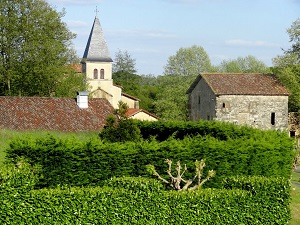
[136,120,281,141]
[6,127,295,188]
[0,174,291,224]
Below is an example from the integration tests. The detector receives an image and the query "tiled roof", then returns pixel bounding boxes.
[0,96,114,132]
[69,64,82,73]
[82,16,113,62]
[126,108,159,120]
[187,73,290,96]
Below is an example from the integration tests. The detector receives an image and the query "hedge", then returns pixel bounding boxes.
[6,127,295,188]
[135,120,282,141]
[0,173,291,224]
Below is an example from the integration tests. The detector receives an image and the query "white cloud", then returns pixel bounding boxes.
[107,29,177,40]
[225,39,280,48]
[67,20,88,28]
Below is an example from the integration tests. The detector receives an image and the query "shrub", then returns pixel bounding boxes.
[0,176,291,224]
[5,120,295,188]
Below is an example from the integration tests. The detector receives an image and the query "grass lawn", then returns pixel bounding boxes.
[290,171,300,225]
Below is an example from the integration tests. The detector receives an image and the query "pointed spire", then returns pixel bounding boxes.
[82,16,113,62]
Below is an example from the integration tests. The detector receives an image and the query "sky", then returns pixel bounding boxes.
[47,0,300,76]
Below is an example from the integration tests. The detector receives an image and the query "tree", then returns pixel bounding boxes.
[112,49,137,74]
[272,64,300,112]
[163,45,214,77]
[271,18,300,112]
[154,45,214,121]
[0,0,76,96]
[154,75,190,121]
[147,159,215,191]
[98,101,141,143]
[54,66,87,97]
[217,55,271,73]
[285,18,300,62]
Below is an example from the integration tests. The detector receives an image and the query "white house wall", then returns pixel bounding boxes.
[130,112,158,121]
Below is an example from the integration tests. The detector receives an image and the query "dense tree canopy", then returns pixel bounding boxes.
[163,45,214,76]
[152,45,215,120]
[217,55,270,73]
[0,0,78,96]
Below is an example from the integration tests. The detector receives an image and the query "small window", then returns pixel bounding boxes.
[271,112,275,125]
[198,96,201,104]
[93,69,98,79]
[222,103,226,108]
[100,69,104,79]
[207,114,210,120]
[290,131,296,137]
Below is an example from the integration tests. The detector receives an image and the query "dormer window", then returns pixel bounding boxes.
[100,69,104,79]
[93,69,98,79]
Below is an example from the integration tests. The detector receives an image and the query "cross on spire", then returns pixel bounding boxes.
[95,6,99,16]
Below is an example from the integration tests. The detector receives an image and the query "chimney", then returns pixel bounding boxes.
[77,91,89,108]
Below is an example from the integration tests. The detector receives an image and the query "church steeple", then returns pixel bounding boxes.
[82,16,113,62]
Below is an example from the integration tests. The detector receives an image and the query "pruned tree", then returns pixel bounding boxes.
[146,159,215,191]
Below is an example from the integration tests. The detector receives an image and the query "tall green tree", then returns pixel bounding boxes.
[285,18,300,62]
[154,45,214,121]
[163,45,214,77]
[0,0,76,96]
[272,18,300,112]
[112,49,137,74]
[217,55,270,73]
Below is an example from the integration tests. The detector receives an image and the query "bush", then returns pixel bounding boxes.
[0,176,291,224]
[5,128,295,188]
[99,118,142,143]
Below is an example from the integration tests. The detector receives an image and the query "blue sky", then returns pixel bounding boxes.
[47,0,300,75]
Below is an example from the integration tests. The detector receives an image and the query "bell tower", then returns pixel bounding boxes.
[81,14,121,108]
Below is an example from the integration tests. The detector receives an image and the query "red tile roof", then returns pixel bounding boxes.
[125,108,159,120]
[0,96,114,132]
[69,64,82,73]
[187,73,290,96]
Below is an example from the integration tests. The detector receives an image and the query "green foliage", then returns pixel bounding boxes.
[154,45,215,120]
[54,66,87,97]
[153,75,192,120]
[272,63,300,112]
[0,0,77,96]
[112,71,158,113]
[0,176,291,224]
[103,176,165,192]
[285,18,300,62]
[99,118,142,143]
[6,120,295,188]
[112,49,137,74]
[217,55,271,73]
[0,160,38,191]
[163,45,214,76]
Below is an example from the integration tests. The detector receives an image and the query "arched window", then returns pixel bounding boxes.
[93,69,98,79]
[100,69,104,79]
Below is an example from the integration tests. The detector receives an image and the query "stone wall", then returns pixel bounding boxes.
[215,95,289,130]
[188,78,216,121]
